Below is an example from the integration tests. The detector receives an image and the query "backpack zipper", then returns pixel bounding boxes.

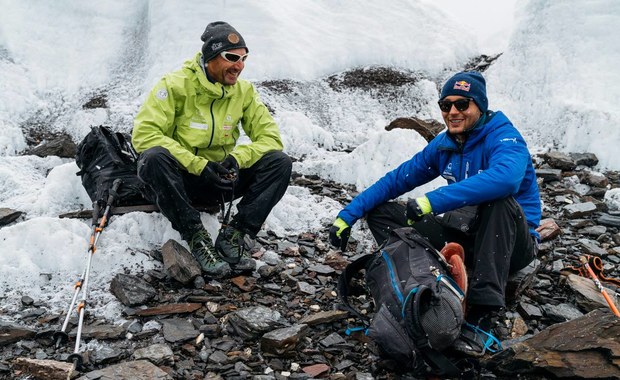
[431,267,464,301]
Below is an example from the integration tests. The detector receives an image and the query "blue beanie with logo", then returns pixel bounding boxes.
[440,71,488,113]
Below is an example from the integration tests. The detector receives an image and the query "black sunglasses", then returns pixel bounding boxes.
[438,98,472,113]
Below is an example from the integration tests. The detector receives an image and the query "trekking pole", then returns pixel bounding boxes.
[52,200,101,349]
[66,179,122,369]
[580,256,620,317]
[53,271,88,348]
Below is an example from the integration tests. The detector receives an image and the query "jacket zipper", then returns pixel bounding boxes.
[207,87,225,148]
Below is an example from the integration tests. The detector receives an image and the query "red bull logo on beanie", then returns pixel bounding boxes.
[453,81,471,92]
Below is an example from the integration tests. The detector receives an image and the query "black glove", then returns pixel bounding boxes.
[221,155,240,182]
[329,218,351,251]
[201,161,234,191]
[406,198,426,223]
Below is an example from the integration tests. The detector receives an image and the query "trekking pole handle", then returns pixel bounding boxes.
[106,179,123,206]
[91,202,100,226]
[97,179,123,230]
[580,256,620,317]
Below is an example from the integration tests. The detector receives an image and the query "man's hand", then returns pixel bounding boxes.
[329,217,351,251]
[221,155,240,181]
[406,196,432,224]
[201,161,234,191]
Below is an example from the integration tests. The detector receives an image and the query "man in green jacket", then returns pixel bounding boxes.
[132,21,291,279]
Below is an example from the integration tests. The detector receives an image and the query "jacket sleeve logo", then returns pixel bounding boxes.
[156,89,168,100]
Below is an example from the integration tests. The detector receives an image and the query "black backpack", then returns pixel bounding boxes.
[338,227,465,377]
[75,126,147,207]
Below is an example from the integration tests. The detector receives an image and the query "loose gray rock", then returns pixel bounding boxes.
[0,322,36,346]
[76,360,172,380]
[227,306,283,341]
[12,358,75,380]
[563,202,597,218]
[536,168,562,183]
[133,343,174,365]
[160,318,198,343]
[260,324,308,355]
[543,151,577,171]
[0,208,22,226]
[29,133,77,158]
[69,324,125,340]
[161,239,201,285]
[110,273,157,306]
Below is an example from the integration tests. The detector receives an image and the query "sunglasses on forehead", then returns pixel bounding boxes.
[220,51,249,63]
[438,98,472,112]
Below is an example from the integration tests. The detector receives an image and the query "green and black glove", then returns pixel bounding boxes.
[406,196,432,224]
[329,217,351,251]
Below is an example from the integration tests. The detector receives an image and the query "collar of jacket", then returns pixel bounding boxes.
[439,111,499,151]
[184,52,235,99]
[447,111,496,145]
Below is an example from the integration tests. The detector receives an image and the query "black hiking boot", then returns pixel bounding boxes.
[452,307,504,357]
[187,229,231,279]
[215,225,256,272]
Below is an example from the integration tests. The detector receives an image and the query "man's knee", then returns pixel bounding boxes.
[367,202,401,224]
[261,150,292,177]
[478,197,521,218]
[272,151,293,173]
[137,146,175,178]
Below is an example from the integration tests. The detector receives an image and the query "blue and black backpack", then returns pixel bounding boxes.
[337,227,466,377]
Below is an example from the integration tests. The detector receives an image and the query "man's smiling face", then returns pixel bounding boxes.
[440,95,482,138]
[206,47,247,86]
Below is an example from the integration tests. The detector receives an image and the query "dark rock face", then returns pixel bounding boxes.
[25,128,77,158]
[327,67,419,91]
[384,117,445,142]
[487,309,620,378]
[27,133,77,158]
[0,208,23,227]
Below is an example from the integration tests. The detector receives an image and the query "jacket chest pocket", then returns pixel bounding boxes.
[213,105,241,145]
[221,116,240,141]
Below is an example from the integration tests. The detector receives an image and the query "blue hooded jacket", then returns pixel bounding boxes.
[338,111,542,239]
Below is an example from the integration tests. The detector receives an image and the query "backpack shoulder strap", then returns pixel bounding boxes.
[337,254,373,323]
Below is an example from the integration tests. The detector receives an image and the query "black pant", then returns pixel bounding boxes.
[366,197,537,308]
[137,147,292,238]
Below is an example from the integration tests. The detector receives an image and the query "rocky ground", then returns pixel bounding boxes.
[1,145,620,380]
[1,60,619,379]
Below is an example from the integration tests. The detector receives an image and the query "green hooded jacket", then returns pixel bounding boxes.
[132,52,283,175]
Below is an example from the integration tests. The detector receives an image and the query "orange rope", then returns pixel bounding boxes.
[580,256,620,317]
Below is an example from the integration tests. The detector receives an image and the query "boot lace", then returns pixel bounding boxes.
[189,230,220,265]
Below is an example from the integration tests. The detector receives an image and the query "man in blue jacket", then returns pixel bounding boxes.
[329,71,541,354]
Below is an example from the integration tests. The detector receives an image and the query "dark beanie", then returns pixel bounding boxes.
[440,71,488,113]
[201,21,248,62]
